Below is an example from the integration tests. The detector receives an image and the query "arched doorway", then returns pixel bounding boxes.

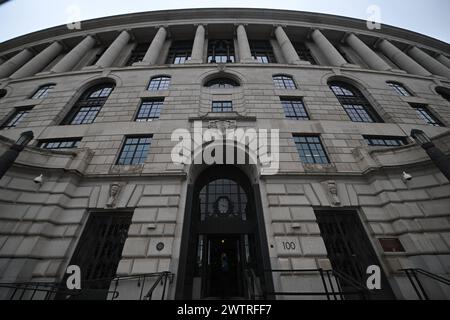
[176,165,273,299]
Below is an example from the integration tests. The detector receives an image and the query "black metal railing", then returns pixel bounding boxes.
[400,268,450,300]
[0,271,174,301]
[261,269,370,300]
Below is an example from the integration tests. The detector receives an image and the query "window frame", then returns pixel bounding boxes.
[249,40,276,64]
[1,107,33,130]
[387,81,412,97]
[126,43,151,66]
[134,99,164,122]
[116,136,153,166]
[281,98,310,120]
[31,84,56,99]
[411,104,444,127]
[211,101,233,113]
[273,75,297,90]
[207,40,235,64]
[363,135,409,147]
[205,78,240,89]
[293,42,317,65]
[293,134,330,165]
[38,138,82,150]
[148,76,171,91]
[166,40,193,65]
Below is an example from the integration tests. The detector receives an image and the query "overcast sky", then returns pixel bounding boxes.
[0,0,449,44]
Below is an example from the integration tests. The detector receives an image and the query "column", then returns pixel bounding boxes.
[274,26,305,65]
[407,46,450,78]
[236,25,256,63]
[377,39,431,76]
[95,30,131,68]
[187,25,206,64]
[51,35,96,73]
[141,27,167,65]
[310,29,347,67]
[10,42,63,79]
[0,57,4,65]
[0,49,34,78]
[436,54,450,69]
[345,33,391,71]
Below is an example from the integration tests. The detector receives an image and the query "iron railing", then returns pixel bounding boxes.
[400,268,450,300]
[261,269,370,300]
[0,271,174,301]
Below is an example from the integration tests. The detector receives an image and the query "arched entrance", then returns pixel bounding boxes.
[176,165,273,299]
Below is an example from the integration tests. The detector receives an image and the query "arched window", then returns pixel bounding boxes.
[0,89,6,99]
[387,81,412,97]
[329,81,382,123]
[205,78,240,89]
[31,84,56,99]
[436,87,450,102]
[148,76,171,91]
[273,75,297,90]
[62,83,114,125]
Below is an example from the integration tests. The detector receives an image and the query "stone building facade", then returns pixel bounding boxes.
[0,8,449,300]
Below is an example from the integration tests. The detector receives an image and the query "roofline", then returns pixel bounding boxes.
[1,7,449,54]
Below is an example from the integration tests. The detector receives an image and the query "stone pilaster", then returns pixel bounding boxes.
[0,49,34,79]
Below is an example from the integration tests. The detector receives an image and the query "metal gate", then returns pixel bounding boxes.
[316,210,395,300]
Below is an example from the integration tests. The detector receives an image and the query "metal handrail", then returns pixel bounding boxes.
[0,271,175,301]
[263,269,370,300]
[400,268,450,300]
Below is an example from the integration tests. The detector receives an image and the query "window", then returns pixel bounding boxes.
[212,101,233,113]
[293,135,329,164]
[364,136,408,147]
[250,41,276,63]
[412,104,443,127]
[436,87,450,102]
[38,138,81,150]
[63,83,114,125]
[32,84,55,99]
[205,78,240,89]
[273,75,297,90]
[148,76,171,91]
[126,43,150,66]
[166,41,193,64]
[208,40,235,63]
[0,89,7,99]
[281,98,309,120]
[1,107,32,129]
[387,82,412,96]
[293,43,317,65]
[135,99,164,122]
[117,136,152,165]
[329,81,382,123]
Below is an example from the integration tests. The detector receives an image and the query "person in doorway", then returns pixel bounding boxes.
[219,253,231,297]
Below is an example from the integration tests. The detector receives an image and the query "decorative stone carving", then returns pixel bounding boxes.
[208,120,237,134]
[322,180,341,206]
[106,182,123,208]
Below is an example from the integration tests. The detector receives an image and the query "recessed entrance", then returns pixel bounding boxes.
[176,165,273,300]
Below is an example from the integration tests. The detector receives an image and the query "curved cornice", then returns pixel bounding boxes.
[0,8,449,55]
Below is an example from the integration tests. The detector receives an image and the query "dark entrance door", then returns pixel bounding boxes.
[316,210,395,300]
[56,212,132,300]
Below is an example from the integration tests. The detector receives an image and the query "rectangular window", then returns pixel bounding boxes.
[281,99,310,120]
[166,41,193,64]
[387,82,411,96]
[117,136,152,166]
[148,77,171,91]
[135,99,164,122]
[38,138,81,150]
[250,41,276,64]
[126,43,150,66]
[343,104,376,123]
[1,107,32,129]
[208,40,235,63]
[273,76,297,90]
[412,104,443,127]
[293,135,330,164]
[293,43,317,65]
[32,85,55,99]
[364,136,409,147]
[212,101,233,113]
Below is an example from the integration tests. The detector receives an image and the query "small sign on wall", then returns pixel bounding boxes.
[275,237,302,256]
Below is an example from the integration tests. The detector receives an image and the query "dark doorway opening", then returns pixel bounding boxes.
[316,210,395,300]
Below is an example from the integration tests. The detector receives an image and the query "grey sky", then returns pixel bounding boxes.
[0,0,449,44]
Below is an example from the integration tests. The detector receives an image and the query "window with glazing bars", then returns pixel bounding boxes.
[39,139,81,150]
[148,76,171,91]
[166,41,193,64]
[281,99,309,120]
[126,43,150,66]
[273,75,297,90]
[329,82,381,123]
[293,135,329,164]
[208,40,235,63]
[135,99,164,122]
[250,41,276,63]
[63,84,114,125]
[387,82,412,96]
[293,43,317,65]
[212,101,233,113]
[117,136,152,165]
[32,84,55,99]
[412,104,443,127]
[1,107,32,130]
[364,136,408,147]
[205,78,239,89]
